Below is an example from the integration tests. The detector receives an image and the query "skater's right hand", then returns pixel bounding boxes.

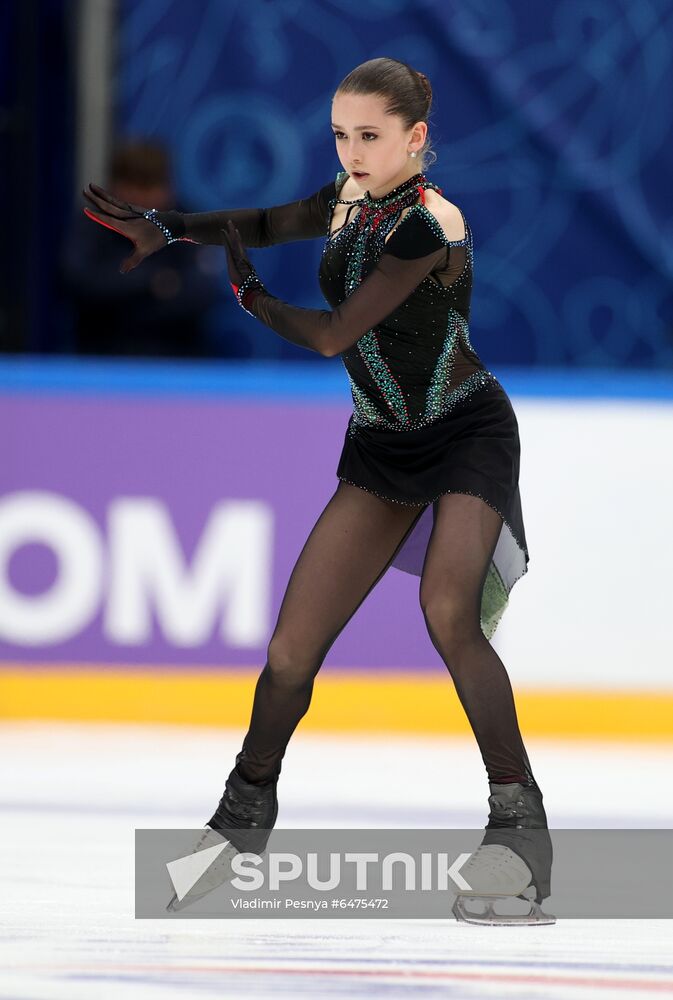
[82,182,174,274]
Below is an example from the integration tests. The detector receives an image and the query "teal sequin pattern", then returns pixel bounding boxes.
[425,308,460,420]
[344,219,411,426]
[350,369,499,433]
[347,373,386,427]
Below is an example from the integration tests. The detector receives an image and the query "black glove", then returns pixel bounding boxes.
[82,182,189,273]
[220,219,265,315]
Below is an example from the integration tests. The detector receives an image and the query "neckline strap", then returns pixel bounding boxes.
[335,172,442,207]
[355,173,443,234]
[364,172,430,205]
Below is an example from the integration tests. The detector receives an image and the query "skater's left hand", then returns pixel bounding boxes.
[220,220,264,311]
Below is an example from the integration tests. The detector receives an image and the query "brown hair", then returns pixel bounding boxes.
[334,57,437,172]
[109,138,171,188]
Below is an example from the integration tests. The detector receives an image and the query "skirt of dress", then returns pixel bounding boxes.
[336,374,529,640]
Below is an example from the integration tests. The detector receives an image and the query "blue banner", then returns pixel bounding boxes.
[115,0,673,369]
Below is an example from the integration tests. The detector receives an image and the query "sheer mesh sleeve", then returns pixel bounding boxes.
[244,207,449,357]
[156,180,337,247]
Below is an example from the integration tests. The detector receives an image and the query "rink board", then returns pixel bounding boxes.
[1,359,672,739]
[1,668,672,740]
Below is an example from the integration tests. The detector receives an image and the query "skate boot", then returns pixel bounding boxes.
[166,756,279,912]
[452,780,556,926]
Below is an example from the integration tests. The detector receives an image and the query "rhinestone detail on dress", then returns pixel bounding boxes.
[323,169,487,432]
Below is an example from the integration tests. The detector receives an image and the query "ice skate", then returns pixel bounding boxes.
[452,780,556,926]
[166,758,279,912]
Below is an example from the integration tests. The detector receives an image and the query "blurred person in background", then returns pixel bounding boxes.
[60,138,223,358]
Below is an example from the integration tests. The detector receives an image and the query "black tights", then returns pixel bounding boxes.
[235,481,536,789]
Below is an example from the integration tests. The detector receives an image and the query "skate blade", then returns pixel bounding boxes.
[165,831,240,913]
[166,883,228,913]
[452,894,556,926]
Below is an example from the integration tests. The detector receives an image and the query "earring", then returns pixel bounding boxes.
[410,151,417,158]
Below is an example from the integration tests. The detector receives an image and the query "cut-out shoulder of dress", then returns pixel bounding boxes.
[422,189,467,243]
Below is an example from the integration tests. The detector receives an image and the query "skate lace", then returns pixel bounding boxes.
[225,788,268,825]
[468,844,515,868]
[489,797,525,820]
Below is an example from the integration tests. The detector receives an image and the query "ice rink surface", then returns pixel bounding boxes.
[1,721,672,999]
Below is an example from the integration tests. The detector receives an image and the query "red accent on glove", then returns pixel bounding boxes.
[83,207,196,244]
[83,208,132,240]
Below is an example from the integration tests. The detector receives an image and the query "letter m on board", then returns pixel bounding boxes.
[105,498,273,648]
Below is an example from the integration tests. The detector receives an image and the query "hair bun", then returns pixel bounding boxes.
[416,70,432,104]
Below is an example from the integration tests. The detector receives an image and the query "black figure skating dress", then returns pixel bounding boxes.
[175,170,530,637]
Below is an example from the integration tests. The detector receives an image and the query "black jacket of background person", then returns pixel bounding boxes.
[60,205,223,358]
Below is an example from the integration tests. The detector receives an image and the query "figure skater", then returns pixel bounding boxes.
[83,57,554,925]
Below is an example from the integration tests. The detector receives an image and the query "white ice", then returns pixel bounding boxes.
[1,721,672,999]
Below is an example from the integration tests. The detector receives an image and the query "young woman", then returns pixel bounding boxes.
[83,57,554,925]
